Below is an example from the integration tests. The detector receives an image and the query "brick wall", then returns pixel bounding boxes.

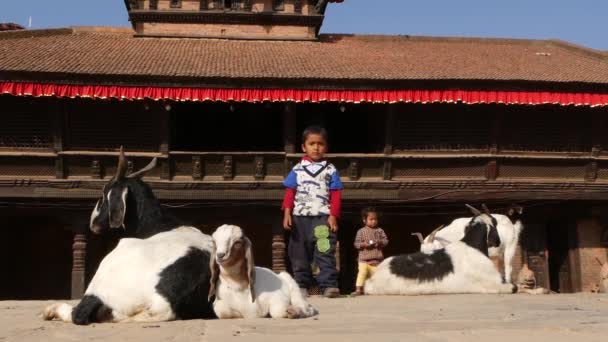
[575,218,608,292]
[142,22,314,39]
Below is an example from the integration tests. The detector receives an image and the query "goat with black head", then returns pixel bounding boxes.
[89,147,179,238]
[43,148,216,324]
[364,204,516,295]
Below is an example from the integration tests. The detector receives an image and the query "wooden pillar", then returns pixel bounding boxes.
[283,102,296,154]
[71,231,87,299]
[53,101,66,179]
[383,104,395,180]
[283,102,297,177]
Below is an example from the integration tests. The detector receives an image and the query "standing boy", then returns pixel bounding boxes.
[282,126,343,298]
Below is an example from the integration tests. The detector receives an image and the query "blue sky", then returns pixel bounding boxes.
[2,0,607,50]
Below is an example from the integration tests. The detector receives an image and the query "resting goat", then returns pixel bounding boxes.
[364,205,517,295]
[43,149,215,324]
[209,224,317,319]
[412,204,523,283]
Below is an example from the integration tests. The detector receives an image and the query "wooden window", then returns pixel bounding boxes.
[172,102,283,152]
[0,96,52,150]
[66,100,160,152]
[499,106,591,153]
[170,0,182,8]
[273,0,284,11]
[393,104,492,151]
[150,0,158,10]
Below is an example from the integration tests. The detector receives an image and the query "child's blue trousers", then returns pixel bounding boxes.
[288,215,338,290]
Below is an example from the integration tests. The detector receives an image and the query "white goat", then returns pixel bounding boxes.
[43,227,215,323]
[209,224,317,319]
[365,206,517,295]
[413,204,523,283]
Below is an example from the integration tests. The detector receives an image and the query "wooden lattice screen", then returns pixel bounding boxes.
[500,106,591,152]
[394,104,492,151]
[66,100,160,152]
[0,97,52,150]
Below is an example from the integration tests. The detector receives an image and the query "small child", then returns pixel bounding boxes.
[352,207,388,296]
[282,125,343,298]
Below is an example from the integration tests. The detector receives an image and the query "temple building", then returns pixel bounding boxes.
[1,0,608,299]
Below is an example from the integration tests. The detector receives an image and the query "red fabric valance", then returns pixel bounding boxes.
[2,81,608,107]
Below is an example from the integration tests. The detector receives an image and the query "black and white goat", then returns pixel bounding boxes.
[43,149,215,324]
[209,225,317,319]
[364,205,517,295]
[413,204,523,283]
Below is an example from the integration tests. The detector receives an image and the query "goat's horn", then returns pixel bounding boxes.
[596,257,604,267]
[127,157,158,179]
[411,232,424,244]
[481,204,491,215]
[115,146,128,180]
[465,204,482,216]
[428,225,444,243]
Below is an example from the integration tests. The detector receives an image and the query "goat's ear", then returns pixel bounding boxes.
[208,244,220,302]
[108,186,128,229]
[127,157,158,179]
[508,205,523,216]
[244,237,256,303]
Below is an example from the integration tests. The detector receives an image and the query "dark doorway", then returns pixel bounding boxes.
[546,220,574,293]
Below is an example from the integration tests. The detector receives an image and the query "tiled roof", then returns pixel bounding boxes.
[0,27,607,88]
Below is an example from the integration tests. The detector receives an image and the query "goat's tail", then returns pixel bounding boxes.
[42,302,73,323]
[279,272,318,318]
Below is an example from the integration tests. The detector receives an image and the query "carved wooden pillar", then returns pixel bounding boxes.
[223,155,233,180]
[71,232,87,299]
[192,156,203,180]
[254,156,265,180]
[486,160,498,181]
[349,159,360,180]
[272,232,287,273]
[90,159,102,179]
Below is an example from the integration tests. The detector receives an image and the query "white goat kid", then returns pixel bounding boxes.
[365,206,517,295]
[209,224,317,319]
[413,204,523,283]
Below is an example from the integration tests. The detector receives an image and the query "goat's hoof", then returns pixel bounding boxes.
[286,306,301,319]
[42,304,59,321]
[511,284,518,293]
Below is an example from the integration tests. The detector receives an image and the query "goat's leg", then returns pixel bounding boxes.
[268,302,290,319]
[42,303,73,322]
[503,243,518,284]
[212,300,241,319]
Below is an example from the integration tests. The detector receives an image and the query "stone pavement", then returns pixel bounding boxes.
[1,294,607,342]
